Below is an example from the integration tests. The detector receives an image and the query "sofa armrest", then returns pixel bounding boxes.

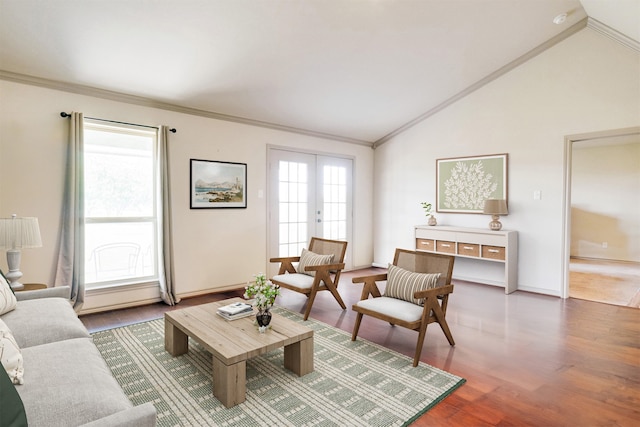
[15,286,71,301]
[80,403,156,427]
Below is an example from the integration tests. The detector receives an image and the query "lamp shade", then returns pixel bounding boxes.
[0,215,42,249]
[483,199,508,215]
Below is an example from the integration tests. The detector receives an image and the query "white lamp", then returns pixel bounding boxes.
[0,214,42,290]
[483,199,508,231]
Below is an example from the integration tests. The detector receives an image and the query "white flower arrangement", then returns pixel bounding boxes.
[244,273,280,311]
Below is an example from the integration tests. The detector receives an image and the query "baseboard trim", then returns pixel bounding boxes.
[177,284,245,300]
[79,297,162,315]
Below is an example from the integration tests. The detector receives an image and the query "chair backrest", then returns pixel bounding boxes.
[308,237,348,264]
[393,248,454,288]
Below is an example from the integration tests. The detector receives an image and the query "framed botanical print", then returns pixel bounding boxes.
[436,153,508,213]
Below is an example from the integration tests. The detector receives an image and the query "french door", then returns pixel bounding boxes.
[268,148,353,276]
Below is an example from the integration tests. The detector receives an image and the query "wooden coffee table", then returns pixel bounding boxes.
[164,297,314,408]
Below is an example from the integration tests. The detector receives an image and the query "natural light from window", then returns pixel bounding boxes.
[83,121,159,287]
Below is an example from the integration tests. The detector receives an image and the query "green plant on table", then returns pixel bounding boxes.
[421,202,434,216]
[244,273,280,311]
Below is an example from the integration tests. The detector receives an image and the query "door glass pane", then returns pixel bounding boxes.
[322,165,347,240]
[278,161,309,257]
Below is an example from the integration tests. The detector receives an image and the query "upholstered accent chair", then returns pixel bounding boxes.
[351,248,455,367]
[270,237,348,320]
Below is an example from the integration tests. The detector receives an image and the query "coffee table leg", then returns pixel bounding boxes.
[284,336,314,376]
[212,356,246,408]
[165,320,188,356]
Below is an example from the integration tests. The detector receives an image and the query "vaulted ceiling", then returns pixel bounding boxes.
[0,0,638,146]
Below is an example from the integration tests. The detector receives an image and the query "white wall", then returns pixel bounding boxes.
[571,141,640,261]
[373,28,640,296]
[0,81,374,312]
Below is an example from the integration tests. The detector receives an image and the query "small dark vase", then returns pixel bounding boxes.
[256,308,272,328]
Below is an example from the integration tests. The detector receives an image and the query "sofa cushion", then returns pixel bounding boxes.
[1,298,90,348]
[0,270,17,315]
[0,318,24,384]
[296,248,334,277]
[0,361,27,427]
[18,337,133,427]
[384,264,441,305]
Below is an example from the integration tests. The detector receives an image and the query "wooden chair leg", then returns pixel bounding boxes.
[438,319,455,346]
[351,313,363,341]
[303,288,318,321]
[326,283,347,309]
[414,323,429,367]
[432,302,455,346]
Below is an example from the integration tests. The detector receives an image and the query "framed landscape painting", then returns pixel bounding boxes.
[436,153,508,213]
[190,159,247,209]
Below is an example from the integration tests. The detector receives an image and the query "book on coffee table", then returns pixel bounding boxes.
[217,310,254,321]
[217,302,254,320]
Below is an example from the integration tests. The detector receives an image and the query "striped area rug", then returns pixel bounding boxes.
[92,307,465,426]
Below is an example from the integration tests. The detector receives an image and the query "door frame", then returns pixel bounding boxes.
[266,145,355,275]
[561,126,640,299]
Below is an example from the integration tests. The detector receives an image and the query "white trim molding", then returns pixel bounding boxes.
[373,18,589,148]
[0,69,373,148]
[587,17,640,53]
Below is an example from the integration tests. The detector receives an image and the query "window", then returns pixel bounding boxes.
[83,120,159,287]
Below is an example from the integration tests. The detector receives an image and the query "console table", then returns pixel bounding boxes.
[415,225,518,294]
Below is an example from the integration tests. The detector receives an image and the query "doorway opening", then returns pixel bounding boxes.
[563,127,640,307]
[267,148,353,277]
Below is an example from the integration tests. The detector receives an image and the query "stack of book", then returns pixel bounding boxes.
[216,302,254,321]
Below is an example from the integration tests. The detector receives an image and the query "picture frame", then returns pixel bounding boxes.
[436,153,508,213]
[190,159,247,209]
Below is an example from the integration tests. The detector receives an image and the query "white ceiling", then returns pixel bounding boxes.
[0,0,638,145]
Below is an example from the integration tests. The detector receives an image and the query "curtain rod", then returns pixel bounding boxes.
[60,112,176,133]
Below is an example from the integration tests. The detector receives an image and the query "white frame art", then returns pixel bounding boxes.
[190,159,247,209]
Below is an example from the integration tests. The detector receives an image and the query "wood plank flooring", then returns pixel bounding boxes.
[80,269,640,426]
[570,258,640,308]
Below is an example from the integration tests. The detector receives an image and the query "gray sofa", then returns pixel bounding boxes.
[1,287,156,427]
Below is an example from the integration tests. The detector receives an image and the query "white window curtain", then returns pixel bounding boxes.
[54,112,85,311]
[55,117,178,310]
[157,125,179,305]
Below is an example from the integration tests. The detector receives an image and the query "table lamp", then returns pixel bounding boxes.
[0,214,42,290]
[483,199,508,231]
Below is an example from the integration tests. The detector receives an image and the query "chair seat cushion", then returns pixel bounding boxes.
[296,248,334,277]
[384,264,440,305]
[272,273,316,290]
[354,297,424,323]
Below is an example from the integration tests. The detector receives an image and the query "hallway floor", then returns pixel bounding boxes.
[569,258,640,308]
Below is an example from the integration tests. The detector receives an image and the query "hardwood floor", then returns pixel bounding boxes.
[80,269,640,426]
[570,258,640,308]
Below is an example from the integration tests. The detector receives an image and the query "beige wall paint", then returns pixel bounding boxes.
[571,141,640,261]
[373,28,640,296]
[0,81,374,312]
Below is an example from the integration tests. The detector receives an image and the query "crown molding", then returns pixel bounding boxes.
[586,17,640,53]
[0,69,373,148]
[373,18,589,149]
